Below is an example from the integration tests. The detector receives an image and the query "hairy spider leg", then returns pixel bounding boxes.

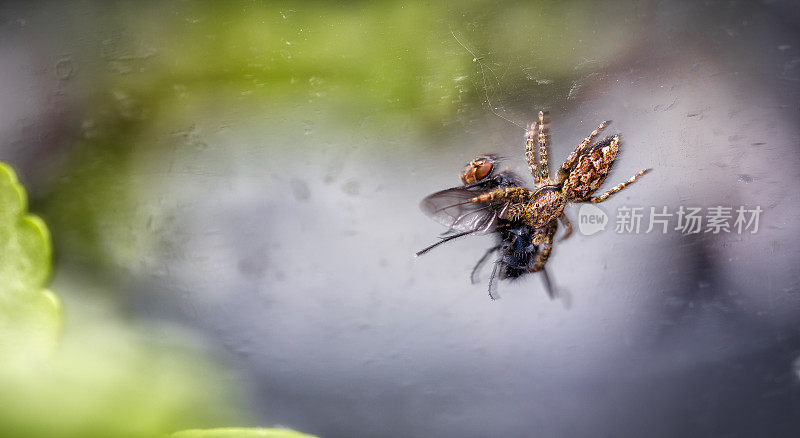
[528,221,557,272]
[470,186,532,204]
[590,168,652,203]
[529,238,553,273]
[470,244,501,284]
[558,214,573,241]
[537,111,551,182]
[525,121,542,184]
[557,120,611,183]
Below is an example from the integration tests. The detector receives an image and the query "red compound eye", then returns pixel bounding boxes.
[473,159,493,181]
[460,157,495,184]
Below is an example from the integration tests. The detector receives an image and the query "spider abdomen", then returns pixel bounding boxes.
[562,135,620,202]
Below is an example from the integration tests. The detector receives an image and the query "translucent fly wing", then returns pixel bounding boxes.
[419,186,508,234]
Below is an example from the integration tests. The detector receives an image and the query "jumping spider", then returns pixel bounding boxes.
[418,111,651,299]
[471,111,651,266]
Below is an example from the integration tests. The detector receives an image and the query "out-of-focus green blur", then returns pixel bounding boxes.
[0,162,245,438]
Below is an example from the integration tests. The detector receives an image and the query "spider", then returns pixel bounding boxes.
[418,111,650,296]
[471,111,651,267]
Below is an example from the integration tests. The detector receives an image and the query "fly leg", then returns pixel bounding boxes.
[487,258,501,301]
[471,245,501,284]
[415,230,476,256]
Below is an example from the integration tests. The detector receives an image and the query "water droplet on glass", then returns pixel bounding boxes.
[342,181,360,196]
[55,57,74,80]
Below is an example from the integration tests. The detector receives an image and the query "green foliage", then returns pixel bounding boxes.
[0,161,244,437]
[0,162,60,365]
[172,428,318,438]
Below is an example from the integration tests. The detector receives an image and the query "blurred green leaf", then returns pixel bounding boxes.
[172,428,319,438]
[0,161,243,437]
[0,292,245,437]
[0,162,60,365]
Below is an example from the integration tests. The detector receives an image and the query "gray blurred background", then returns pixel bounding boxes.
[1,0,800,437]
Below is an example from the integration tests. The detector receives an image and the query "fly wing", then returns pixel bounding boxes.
[420,186,508,234]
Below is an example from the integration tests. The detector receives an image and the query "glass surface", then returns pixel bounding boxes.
[1,1,799,437]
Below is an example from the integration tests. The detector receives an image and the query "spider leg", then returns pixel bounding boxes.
[557,119,610,184]
[539,267,556,300]
[525,121,541,184]
[590,168,652,203]
[471,186,532,204]
[528,222,557,272]
[470,245,501,284]
[537,111,551,182]
[558,214,573,241]
[529,240,553,273]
